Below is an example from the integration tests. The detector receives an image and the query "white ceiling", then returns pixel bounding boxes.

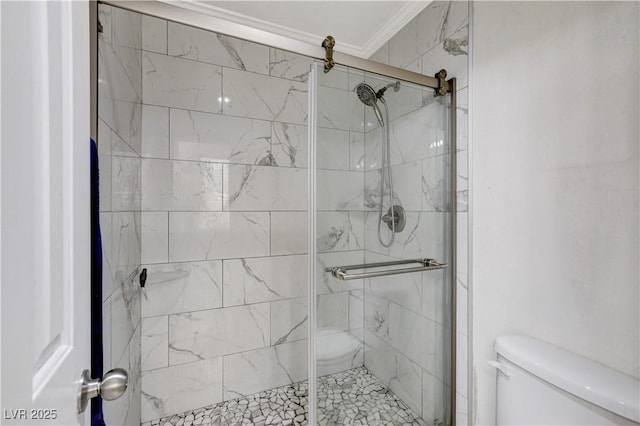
[175,1,431,58]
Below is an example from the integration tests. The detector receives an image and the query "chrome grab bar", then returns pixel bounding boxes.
[325,258,447,281]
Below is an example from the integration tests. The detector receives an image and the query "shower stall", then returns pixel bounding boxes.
[97,3,457,425]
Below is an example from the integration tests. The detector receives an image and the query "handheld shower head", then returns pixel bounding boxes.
[355,83,384,127]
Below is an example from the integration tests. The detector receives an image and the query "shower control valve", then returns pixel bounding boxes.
[382,205,406,232]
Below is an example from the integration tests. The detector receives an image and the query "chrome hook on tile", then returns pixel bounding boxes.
[321,35,335,73]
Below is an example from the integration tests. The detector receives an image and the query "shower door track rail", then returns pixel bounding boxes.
[101,0,447,92]
[325,258,447,281]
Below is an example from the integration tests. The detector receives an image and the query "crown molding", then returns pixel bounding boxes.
[360,1,431,58]
[160,0,430,58]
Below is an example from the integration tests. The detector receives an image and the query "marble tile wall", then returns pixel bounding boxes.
[314,66,369,381]
[366,1,469,425]
[98,5,142,426]
[137,19,366,423]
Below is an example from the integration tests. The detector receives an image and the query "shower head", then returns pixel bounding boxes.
[356,83,384,127]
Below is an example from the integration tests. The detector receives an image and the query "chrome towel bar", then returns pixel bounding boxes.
[325,258,447,281]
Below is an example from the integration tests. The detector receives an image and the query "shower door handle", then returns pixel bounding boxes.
[77,368,128,413]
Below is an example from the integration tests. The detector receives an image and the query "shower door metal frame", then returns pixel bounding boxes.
[99,2,458,424]
[101,0,446,92]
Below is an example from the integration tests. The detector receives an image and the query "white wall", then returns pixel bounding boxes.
[471,2,639,424]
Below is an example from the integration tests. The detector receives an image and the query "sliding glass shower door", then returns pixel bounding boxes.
[309,62,454,426]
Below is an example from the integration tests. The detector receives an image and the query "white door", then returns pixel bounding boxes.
[1,1,91,424]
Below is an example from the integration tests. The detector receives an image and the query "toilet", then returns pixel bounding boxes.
[316,331,362,377]
[493,335,640,425]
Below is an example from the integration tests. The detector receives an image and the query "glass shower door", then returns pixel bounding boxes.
[309,62,453,426]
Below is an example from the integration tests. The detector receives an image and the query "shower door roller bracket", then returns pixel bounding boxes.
[434,69,450,96]
[77,368,128,413]
[321,35,335,73]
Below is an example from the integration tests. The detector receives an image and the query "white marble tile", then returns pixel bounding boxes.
[142,316,168,371]
[319,66,349,91]
[317,292,349,336]
[364,75,424,124]
[142,159,223,211]
[316,251,364,295]
[169,304,270,364]
[388,17,420,68]
[99,38,139,106]
[110,128,138,158]
[364,331,423,415]
[98,120,113,212]
[317,211,364,253]
[169,109,271,164]
[317,170,363,211]
[101,212,115,299]
[368,42,389,65]
[141,212,168,265]
[347,70,365,92]
[270,297,308,345]
[456,394,468,426]
[102,298,112,369]
[422,369,444,424]
[422,269,446,325]
[349,131,365,171]
[127,324,142,426]
[391,160,423,211]
[169,212,269,261]
[141,105,169,159]
[364,293,390,343]
[363,211,390,256]
[317,85,364,132]
[111,212,141,287]
[272,122,308,168]
[223,340,307,399]
[363,169,383,212]
[349,290,364,331]
[112,6,141,50]
[456,87,468,151]
[98,4,113,45]
[110,271,141,365]
[365,101,448,170]
[388,302,439,372]
[421,25,469,89]
[271,212,308,255]
[143,51,222,113]
[457,212,468,289]
[456,331,468,397]
[112,156,141,211]
[364,254,424,315]
[269,48,312,82]
[142,15,167,54]
[141,261,222,318]
[168,22,269,74]
[112,100,142,154]
[141,357,223,422]
[223,254,307,307]
[113,44,142,100]
[405,56,422,74]
[457,149,468,212]
[423,154,449,212]
[316,330,364,377]
[223,68,307,124]
[316,127,350,171]
[223,164,307,211]
[388,212,446,260]
[414,1,452,59]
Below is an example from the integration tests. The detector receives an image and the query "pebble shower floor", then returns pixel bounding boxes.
[141,367,425,425]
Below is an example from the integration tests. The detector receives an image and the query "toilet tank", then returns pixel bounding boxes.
[494,335,640,425]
